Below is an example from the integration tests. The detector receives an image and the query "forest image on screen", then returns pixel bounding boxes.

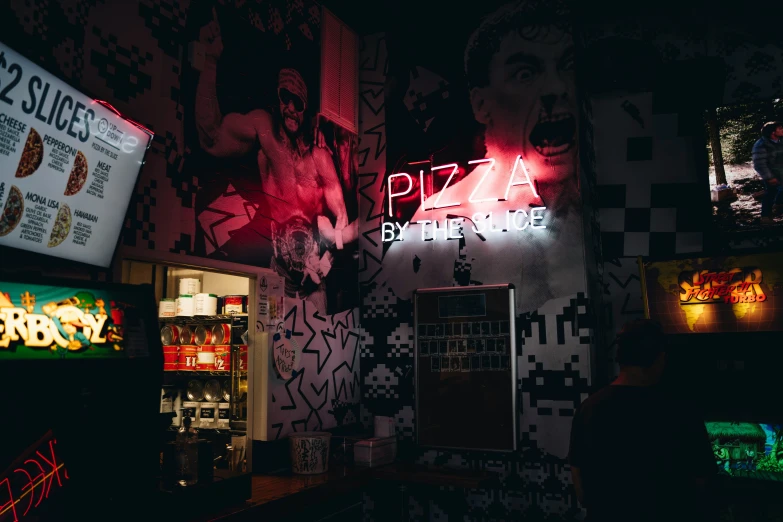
[705,98,783,234]
[707,422,783,481]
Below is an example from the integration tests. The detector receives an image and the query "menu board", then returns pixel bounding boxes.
[415,285,517,452]
[0,41,152,267]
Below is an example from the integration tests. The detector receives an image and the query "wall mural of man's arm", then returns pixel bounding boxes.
[313,146,356,249]
[194,9,259,158]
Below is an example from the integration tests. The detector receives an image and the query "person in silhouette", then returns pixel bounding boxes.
[752,121,783,225]
[569,319,715,522]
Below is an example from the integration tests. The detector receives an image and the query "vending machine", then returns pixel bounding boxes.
[0,275,162,522]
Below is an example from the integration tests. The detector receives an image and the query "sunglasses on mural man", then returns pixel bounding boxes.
[279,88,305,112]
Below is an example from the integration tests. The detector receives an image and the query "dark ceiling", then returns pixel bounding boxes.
[321,0,778,38]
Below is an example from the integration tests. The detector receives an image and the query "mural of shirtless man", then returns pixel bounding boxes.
[195,11,357,313]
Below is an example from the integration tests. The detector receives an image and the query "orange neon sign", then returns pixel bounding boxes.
[678,268,767,305]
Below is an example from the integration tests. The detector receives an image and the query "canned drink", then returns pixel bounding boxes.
[178,326,194,345]
[179,345,198,370]
[194,325,212,346]
[196,345,216,371]
[211,323,231,345]
[214,346,230,372]
[222,295,247,315]
[163,345,179,371]
[161,325,180,345]
[158,298,177,318]
[238,345,248,372]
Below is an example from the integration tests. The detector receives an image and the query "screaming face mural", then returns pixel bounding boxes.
[379,0,584,315]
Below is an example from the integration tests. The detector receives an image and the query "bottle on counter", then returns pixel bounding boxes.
[175,415,199,486]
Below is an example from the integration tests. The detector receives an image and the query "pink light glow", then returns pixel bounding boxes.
[388,173,414,217]
[503,155,539,201]
[429,163,460,210]
[467,158,497,203]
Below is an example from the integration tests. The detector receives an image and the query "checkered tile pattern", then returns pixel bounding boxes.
[592,92,706,257]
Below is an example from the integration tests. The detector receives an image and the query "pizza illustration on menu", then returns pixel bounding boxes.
[64,151,88,196]
[48,204,72,248]
[15,128,43,178]
[0,186,24,237]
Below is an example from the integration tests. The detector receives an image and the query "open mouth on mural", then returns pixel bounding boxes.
[528,112,576,157]
[284,114,299,128]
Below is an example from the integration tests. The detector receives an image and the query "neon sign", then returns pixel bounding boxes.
[0,431,68,521]
[383,155,547,242]
[679,268,767,305]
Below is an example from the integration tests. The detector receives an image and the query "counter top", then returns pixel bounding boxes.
[193,463,499,521]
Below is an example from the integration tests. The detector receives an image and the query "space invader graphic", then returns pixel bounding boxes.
[445,453,469,470]
[519,295,592,375]
[429,501,447,522]
[408,495,424,522]
[556,293,593,346]
[465,489,493,514]
[417,449,441,466]
[479,458,512,483]
[534,460,577,517]
[387,324,414,358]
[403,66,451,133]
[394,405,415,439]
[502,490,528,518]
[363,282,398,319]
[365,364,399,399]
[520,392,582,459]
[358,326,375,358]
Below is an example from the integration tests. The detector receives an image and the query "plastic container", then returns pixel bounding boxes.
[159,298,176,318]
[176,295,194,317]
[289,432,332,474]
[179,278,201,296]
[194,293,218,316]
